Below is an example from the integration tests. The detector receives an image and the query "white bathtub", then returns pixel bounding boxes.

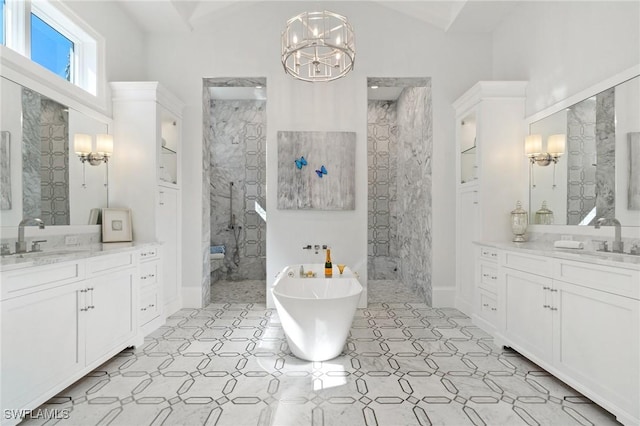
[272,264,363,361]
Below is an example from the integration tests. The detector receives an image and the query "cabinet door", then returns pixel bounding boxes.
[84,268,136,366]
[554,280,639,420]
[158,187,178,313]
[1,283,83,410]
[456,188,479,315]
[503,268,553,363]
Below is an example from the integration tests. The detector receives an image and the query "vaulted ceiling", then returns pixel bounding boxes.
[114,0,518,34]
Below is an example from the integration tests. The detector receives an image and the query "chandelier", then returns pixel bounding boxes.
[281,11,355,82]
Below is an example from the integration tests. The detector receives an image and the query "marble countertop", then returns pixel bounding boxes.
[474,240,640,270]
[0,241,160,272]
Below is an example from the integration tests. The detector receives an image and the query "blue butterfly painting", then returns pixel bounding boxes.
[294,156,308,169]
[315,165,327,178]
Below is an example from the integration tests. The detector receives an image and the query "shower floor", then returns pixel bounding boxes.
[210,279,424,304]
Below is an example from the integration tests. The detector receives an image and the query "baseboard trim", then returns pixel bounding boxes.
[432,286,456,308]
[181,287,203,309]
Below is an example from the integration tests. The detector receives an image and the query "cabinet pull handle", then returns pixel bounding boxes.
[550,307,558,311]
[550,289,558,293]
[543,304,550,309]
[483,303,489,307]
[491,276,497,280]
[483,273,489,277]
[141,307,147,311]
[542,286,550,290]
[490,308,497,311]
[149,304,155,308]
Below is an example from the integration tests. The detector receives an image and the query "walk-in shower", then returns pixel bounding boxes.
[205,78,267,283]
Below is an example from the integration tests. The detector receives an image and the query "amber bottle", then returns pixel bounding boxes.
[324,249,333,277]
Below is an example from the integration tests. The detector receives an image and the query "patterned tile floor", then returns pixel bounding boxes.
[23,281,619,426]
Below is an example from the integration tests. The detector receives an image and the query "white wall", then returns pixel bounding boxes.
[143,1,493,307]
[492,1,640,235]
[492,1,640,117]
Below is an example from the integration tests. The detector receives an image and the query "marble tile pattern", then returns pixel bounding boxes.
[395,84,433,305]
[594,88,616,220]
[27,297,618,425]
[1,130,11,210]
[210,100,266,281]
[566,98,597,225]
[277,131,356,210]
[39,97,70,225]
[21,88,43,221]
[367,101,399,280]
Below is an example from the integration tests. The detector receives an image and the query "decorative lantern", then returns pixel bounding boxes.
[511,200,528,242]
[535,201,554,225]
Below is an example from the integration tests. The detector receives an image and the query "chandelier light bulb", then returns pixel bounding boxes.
[336,36,341,45]
[292,34,298,44]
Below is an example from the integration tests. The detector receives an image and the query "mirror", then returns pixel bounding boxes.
[0,76,109,227]
[529,75,640,226]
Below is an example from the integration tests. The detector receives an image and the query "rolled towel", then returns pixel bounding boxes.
[210,252,224,260]
[210,245,226,254]
[554,240,584,249]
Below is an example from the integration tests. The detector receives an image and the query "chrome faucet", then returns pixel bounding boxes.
[595,217,623,253]
[16,218,45,253]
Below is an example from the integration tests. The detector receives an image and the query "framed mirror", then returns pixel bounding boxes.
[0,76,110,227]
[527,72,640,227]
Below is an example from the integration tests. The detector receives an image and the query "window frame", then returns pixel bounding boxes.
[2,0,103,97]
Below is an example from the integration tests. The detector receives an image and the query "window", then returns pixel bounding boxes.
[1,0,5,45]
[2,0,102,96]
[30,13,74,81]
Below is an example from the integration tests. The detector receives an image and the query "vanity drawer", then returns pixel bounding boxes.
[478,261,499,293]
[87,252,135,276]
[1,261,84,300]
[477,289,499,324]
[554,259,640,300]
[502,251,552,277]
[478,246,499,261]
[140,288,160,325]
[139,247,159,261]
[140,261,159,288]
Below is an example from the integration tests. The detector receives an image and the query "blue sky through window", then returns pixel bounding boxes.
[31,13,73,81]
[1,0,5,45]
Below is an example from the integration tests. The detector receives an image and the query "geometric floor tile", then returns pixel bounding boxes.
[23,281,620,425]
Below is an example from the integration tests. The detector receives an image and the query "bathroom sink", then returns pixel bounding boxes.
[555,249,640,265]
[7,249,85,259]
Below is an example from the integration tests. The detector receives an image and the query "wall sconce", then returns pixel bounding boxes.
[525,134,566,189]
[74,133,113,188]
[74,133,113,165]
[525,134,565,166]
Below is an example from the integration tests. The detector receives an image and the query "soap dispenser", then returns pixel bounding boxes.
[299,264,305,278]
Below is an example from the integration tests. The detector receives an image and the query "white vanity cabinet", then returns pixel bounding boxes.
[453,82,527,316]
[0,247,155,426]
[138,246,164,335]
[110,82,183,317]
[474,243,640,425]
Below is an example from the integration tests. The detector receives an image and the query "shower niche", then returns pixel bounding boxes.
[205,78,267,282]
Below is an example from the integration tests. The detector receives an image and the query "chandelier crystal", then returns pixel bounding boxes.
[281,11,355,82]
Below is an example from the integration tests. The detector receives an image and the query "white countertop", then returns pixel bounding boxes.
[0,241,160,272]
[474,240,640,271]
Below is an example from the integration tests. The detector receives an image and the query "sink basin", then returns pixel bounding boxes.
[5,249,85,259]
[555,249,640,265]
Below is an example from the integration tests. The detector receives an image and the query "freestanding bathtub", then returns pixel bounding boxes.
[272,264,363,361]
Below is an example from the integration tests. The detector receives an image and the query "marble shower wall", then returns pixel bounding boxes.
[22,88,69,225]
[209,99,266,281]
[367,101,399,279]
[566,88,615,225]
[396,84,433,305]
[201,87,213,306]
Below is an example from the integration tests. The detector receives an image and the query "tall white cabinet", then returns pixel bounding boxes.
[453,82,527,315]
[110,82,183,317]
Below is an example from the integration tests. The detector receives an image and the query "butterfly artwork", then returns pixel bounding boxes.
[294,156,308,169]
[315,165,327,178]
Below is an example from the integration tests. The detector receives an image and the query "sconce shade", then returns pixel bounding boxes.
[525,134,542,156]
[547,134,566,155]
[96,134,114,156]
[74,133,92,155]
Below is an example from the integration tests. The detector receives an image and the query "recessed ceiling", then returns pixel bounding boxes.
[115,1,517,34]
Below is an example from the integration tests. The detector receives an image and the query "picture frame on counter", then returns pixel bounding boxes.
[102,208,133,242]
